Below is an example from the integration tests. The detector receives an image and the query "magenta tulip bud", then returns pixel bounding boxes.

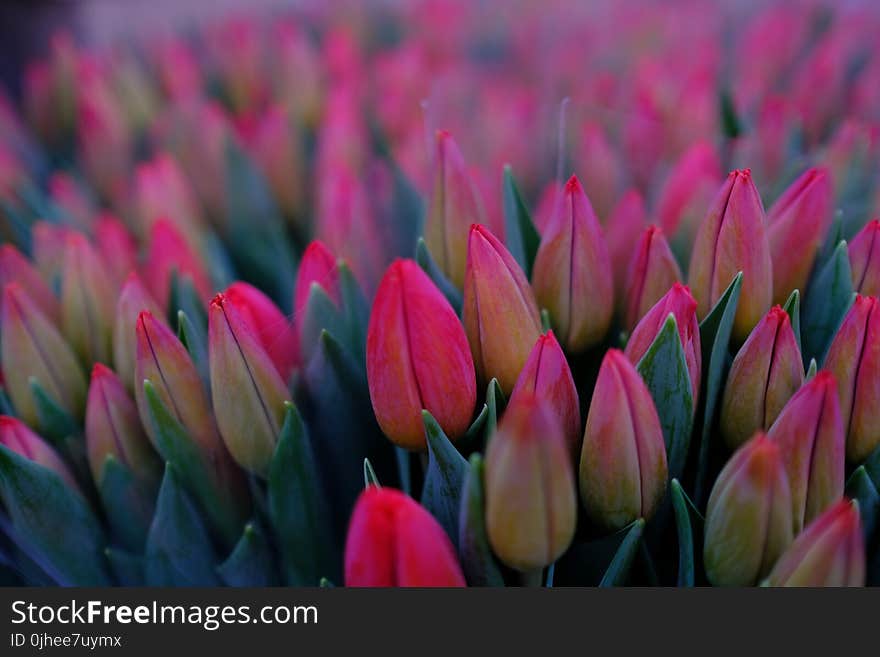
[622,225,682,330]
[94,213,138,290]
[293,240,341,318]
[657,141,722,242]
[0,244,59,323]
[0,416,80,493]
[849,219,880,298]
[31,220,72,286]
[144,219,212,310]
[114,273,165,394]
[605,189,647,302]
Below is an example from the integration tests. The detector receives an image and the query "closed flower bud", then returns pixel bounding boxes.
[1,283,86,426]
[605,189,646,302]
[209,294,291,476]
[688,169,773,343]
[767,167,833,305]
[0,244,59,323]
[720,306,804,450]
[463,224,541,394]
[0,416,80,493]
[293,239,341,317]
[580,350,667,530]
[824,295,880,463]
[765,499,865,587]
[485,393,576,571]
[849,219,880,298]
[622,225,682,330]
[94,213,138,290]
[367,259,476,449]
[768,372,844,532]
[657,141,722,242]
[532,175,614,352]
[144,219,212,310]
[114,274,165,393]
[31,220,72,287]
[345,486,466,587]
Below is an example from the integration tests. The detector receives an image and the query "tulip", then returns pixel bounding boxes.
[508,331,580,458]
[577,123,621,219]
[94,213,138,289]
[767,167,833,305]
[209,293,291,476]
[704,434,793,586]
[849,219,880,298]
[31,220,72,287]
[764,499,865,587]
[624,283,701,403]
[604,189,646,301]
[580,350,667,530]
[134,153,202,245]
[367,259,476,449]
[85,363,161,489]
[823,295,880,463]
[688,169,773,343]
[293,240,341,318]
[463,224,541,394]
[114,274,165,393]
[532,175,614,352]
[48,172,95,233]
[656,141,722,242]
[767,371,845,532]
[532,181,561,235]
[622,225,682,330]
[345,486,466,587]
[424,130,488,288]
[720,306,804,450]
[243,104,304,220]
[144,218,212,310]
[1,283,86,427]
[0,416,80,493]
[0,244,59,322]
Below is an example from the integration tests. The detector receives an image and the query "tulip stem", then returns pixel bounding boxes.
[520,569,544,588]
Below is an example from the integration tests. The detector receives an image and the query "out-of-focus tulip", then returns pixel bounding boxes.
[94,213,138,289]
[271,20,323,127]
[345,486,466,587]
[824,295,880,463]
[31,221,72,287]
[0,244,59,323]
[424,130,487,288]
[114,274,165,394]
[578,123,621,219]
[293,240,340,318]
[720,306,804,450]
[768,371,844,532]
[133,153,202,245]
[508,331,580,458]
[367,260,476,449]
[704,434,793,586]
[657,141,722,244]
[849,219,880,298]
[624,283,701,403]
[532,175,613,352]
[605,189,646,301]
[688,169,773,343]
[209,293,290,476]
[485,393,576,571]
[1,283,86,426]
[764,499,865,587]
[144,218,212,309]
[0,416,80,493]
[463,224,541,394]
[767,167,833,305]
[622,225,682,330]
[48,172,95,233]
[580,349,667,530]
[533,181,561,235]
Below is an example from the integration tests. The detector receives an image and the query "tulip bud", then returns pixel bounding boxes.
[48,172,95,233]
[849,219,880,298]
[293,240,341,319]
[114,274,165,393]
[1,283,86,426]
[580,350,667,530]
[823,295,880,463]
[31,220,72,287]
[508,331,580,458]
[0,244,59,323]
[622,225,682,330]
[577,123,621,219]
[134,153,203,244]
[367,260,476,449]
[86,363,161,488]
[768,371,844,532]
[425,130,488,288]
[144,219,212,310]
[605,189,646,301]
[94,213,138,289]
[209,293,291,476]
[765,499,865,587]
[532,175,614,352]
[767,167,833,305]
[720,306,804,450]
[0,416,80,493]
[244,105,303,219]
[688,169,773,343]
[345,486,466,587]
[463,224,541,394]
[624,283,701,403]
[657,141,722,242]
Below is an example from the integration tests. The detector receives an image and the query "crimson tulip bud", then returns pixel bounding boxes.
[0,416,80,493]
[720,306,804,450]
[293,240,341,361]
[144,218,212,310]
[767,167,833,305]
[768,371,844,532]
[463,224,541,394]
[209,293,291,476]
[367,259,476,449]
[94,213,138,289]
[824,295,880,463]
[624,283,701,403]
[425,130,488,288]
[605,189,646,302]
[688,169,773,343]
[580,350,667,530]
[765,499,865,587]
[849,219,880,298]
[657,141,722,242]
[622,225,682,330]
[345,486,466,587]
[485,393,576,571]
[508,331,580,459]
[704,434,794,586]
[0,244,59,323]
[114,273,165,393]
[532,175,614,352]
[1,283,86,426]
[134,153,203,244]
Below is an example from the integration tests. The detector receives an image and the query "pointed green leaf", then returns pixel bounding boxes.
[105,547,144,586]
[217,522,278,586]
[421,411,468,549]
[862,440,880,491]
[99,457,155,552]
[671,479,704,587]
[395,447,411,497]
[540,308,552,332]
[599,519,645,587]
[176,309,209,391]
[415,237,462,314]
[300,284,344,364]
[0,386,15,416]
[806,358,818,380]
[503,165,541,278]
[338,260,369,360]
[845,466,878,543]
[364,458,381,488]
[29,377,78,444]
[782,289,801,351]
[803,241,853,366]
[458,453,504,587]
[485,378,506,441]
[719,89,742,139]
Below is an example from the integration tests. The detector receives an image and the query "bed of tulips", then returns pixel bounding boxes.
[0,1,879,587]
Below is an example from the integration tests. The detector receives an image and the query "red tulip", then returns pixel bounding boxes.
[0,416,80,493]
[0,244,59,323]
[622,225,682,330]
[114,273,166,393]
[143,218,212,309]
[849,219,880,298]
[605,189,646,302]
[657,141,722,243]
[94,213,138,289]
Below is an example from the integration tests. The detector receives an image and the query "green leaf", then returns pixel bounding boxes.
[782,289,801,351]
[636,314,694,481]
[300,283,344,364]
[217,522,278,586]
[671,479,704,587]
[395,447,411,496]
[458,453,504,587]
[859,441,880,504]
[806,358,818,380]
[105,547,144,586]
[0,444,110,585]
[29,377,78,444]
[319,577,335,588]
[415,237,463,314]
[0,386,15,416]
[803,241,853,366]
[99,457,155,552]
[599,519,645,587]
[485,378,507,442]
[540,309,552,332]
[363,458,381,488]
[502,165,541,278]
[719,89,742,139]
[176,309,209,391]
[338,261,369,360]
[421,411,468,549]
[845,467,878,543]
